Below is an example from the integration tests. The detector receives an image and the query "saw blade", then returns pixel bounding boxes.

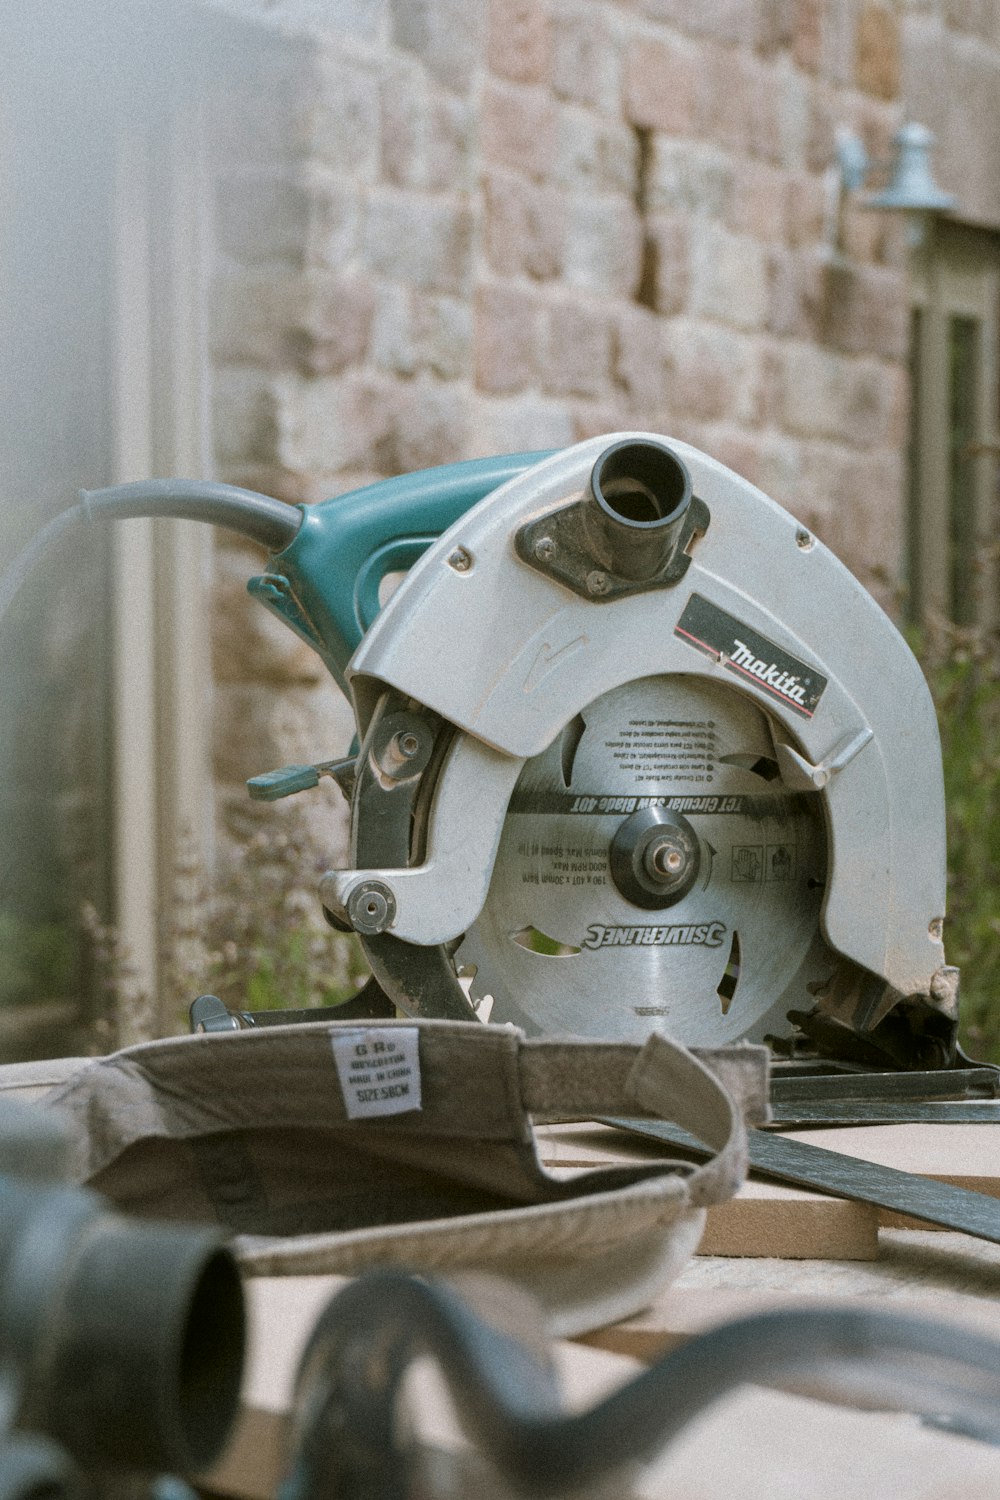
[456,675,828,1044]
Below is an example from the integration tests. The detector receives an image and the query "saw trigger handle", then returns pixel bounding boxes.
[255,451,555,691]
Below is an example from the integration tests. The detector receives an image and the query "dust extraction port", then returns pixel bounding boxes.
[586,439,692,580]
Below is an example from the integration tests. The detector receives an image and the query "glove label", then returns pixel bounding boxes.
[330,1027,422,1119]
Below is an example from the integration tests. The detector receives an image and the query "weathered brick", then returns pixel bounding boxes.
[808,446,904,595]
[427,94,474,192]
[645,138,732,218]
[412,295,474,380]
[623,35,698,134]
[754,434,806,512]
[379,65,473,192]
[393,380,471,472]
[838,196,889,266]
[944,0,996,40]
[370,283,417,375]
[639,214,691,316]
[302,169,363,271]
[275,373,400,474]
[775,65,810,170]
[473,393,575,455]
[697,46,782,162]
[779,345,895,448]
[792,0,823,75]
[563,194,643,299]
[700,429,769,491]
[936,32,1000,227]
[689,224,770,329]
[391,0,487,92]
[483,170,565,280]
[821,261,908,360]
[211,269,375,374]
[664,322,763,426]
[571,400,635,443]
[551,9,621,112]
[555,110,638,197]
[784,170,828,247]
[819,0,856,86]
[213,368,281,467]
[544,297,612,399]
[481,81,559,182]
[309,47,382,179]
[856,4,900,102]
[363,189,474,294]
[672,0,758,46]
[899,16,948,152]
[755,0,796,58]
[379,58,427,187]
[727,158,788,240]
[237,0,388,45]
[767,247,826,339]
[475,283,541,393]
[804,81,841,174]
[611,305,667,410]
[488,0,552,84]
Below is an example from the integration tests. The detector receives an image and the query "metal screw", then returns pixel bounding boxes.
[586,569,610,596]
[795,528,814,550]
[346,880,397,935]
[534,535,556,562]
[651,845,684,876]
[448,547,473,572]
[395,731,420,759]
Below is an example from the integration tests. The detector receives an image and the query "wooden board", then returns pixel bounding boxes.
[536,1122,880,1259]
[539,1120,1000,1248]
[782,1123,1000,1229]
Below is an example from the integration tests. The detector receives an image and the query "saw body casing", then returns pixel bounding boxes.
[341,435,946,1005]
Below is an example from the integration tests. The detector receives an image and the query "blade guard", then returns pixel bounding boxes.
[336,434,949,1013]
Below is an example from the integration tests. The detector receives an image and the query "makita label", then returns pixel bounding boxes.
[675,594,827,719]
[583,921,727,950]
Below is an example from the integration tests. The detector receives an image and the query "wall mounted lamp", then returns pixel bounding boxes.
[830,122,956,252]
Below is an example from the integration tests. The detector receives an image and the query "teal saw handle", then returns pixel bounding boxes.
[251,452,554,692]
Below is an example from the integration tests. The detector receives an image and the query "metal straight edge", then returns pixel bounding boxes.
[767,1101,1000,1126]
[769,1067,1000,1104]
[601,1118,1000,1245]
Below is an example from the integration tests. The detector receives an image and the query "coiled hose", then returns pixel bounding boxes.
[279,1268,1000,1500]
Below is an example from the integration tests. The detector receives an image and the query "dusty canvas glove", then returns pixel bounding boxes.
[44,1020,767,1336]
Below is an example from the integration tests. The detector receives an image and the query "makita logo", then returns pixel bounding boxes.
[730,640,808,707]
[583,922,727,950]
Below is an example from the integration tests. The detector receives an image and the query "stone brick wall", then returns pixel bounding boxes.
[901,0,1000,230]
[201,0,999,870]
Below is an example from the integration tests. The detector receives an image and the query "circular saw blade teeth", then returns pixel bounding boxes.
[451,675,827,1045]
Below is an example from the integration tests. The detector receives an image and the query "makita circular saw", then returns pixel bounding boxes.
[7,434,958,1069]
[309,434,956,1069]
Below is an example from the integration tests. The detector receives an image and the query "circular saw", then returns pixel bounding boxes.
[0,434,963,1071]
[308,435,956,1068]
